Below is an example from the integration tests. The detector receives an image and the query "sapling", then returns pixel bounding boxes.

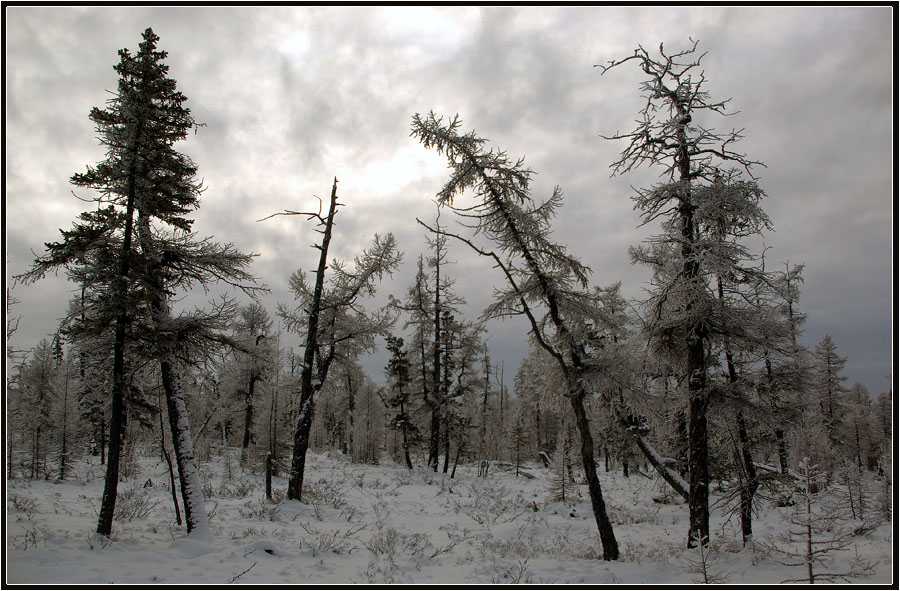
[764,459,877,583]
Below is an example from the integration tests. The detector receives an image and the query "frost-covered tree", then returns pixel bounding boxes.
[18,28,257,537]
[18,339,57,479]
[599,40,769,547]
[755,262,811,475]
[764,459,877,584]
[229,302,275,451]
[873,386,892,476]
[412,111,619,560]
[813,334,848,450]
[273,178,401,500]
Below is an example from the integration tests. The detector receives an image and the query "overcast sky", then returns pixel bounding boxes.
[5,5,894,396]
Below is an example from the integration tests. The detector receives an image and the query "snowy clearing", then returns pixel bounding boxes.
[5,450,893,585]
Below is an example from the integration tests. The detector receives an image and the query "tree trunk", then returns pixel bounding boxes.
[719,276,758,546]
[687,366,710,548]
[441,406,451,474]
[429,409,440,472]
[430,244,442,472]
[736,412,758,544]
[346,374,354,460]
[242,374,258,449]
[96,127,139,537]
[616,403,689,500]
[265,451,273,500]
[158,389,182,525]
[570,392,619,560]
[135,208,209,537]
[400,398,413,469]
[287,178,338,501]
[100,413,106,466]
[163,447,182,526]
[58,366,69,481]
[450,441,463,479]
[160,355,210,537]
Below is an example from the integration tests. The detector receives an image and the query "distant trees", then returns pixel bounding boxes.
[18,339,57,479]
[231,302,275,452]
[813,334,848,451]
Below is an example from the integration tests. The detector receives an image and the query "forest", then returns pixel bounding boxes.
[5,27,893,585]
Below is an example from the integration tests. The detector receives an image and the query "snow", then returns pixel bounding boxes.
[5,450,894,585]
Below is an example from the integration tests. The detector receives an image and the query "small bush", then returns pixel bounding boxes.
[217,478,256,498]
[239,496,282,522]
[10,495,40,521]
[114,488,160,522]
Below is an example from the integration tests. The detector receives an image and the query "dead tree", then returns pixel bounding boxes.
[270,178,400,501]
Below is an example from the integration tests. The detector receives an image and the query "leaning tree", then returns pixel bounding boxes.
[411,111,619,560]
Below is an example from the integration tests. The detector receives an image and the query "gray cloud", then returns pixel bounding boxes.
[5,6,892,395]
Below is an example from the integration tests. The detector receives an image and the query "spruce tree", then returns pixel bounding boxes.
[19,28,257,537]
[385,335,418,469]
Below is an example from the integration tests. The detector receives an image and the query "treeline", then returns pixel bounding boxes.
[6,28,892,559]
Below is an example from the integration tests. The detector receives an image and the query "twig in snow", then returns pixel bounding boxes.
[229,562,257,584]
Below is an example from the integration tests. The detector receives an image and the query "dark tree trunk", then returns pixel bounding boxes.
[736,412,759,544]
[163,447,182,526]
[100,413,106,466]
[399,398,413,469]
[719,276,758,546]
[570,392,619,561]
[680,175,710,548]
[287,178,338,501]
[428,410,440,472]
[265,451,273,500]
[441,408,451,474]
[346,374,354,460]
[96,131,139,537]
[775,426,789,475]
[58,368,69,481]
[686,356,710,548]
[451,441,463,479]
[242,374,258,449]
[158,389,182,525]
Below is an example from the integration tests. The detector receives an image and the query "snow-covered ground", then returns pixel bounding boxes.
[5,450,894,585]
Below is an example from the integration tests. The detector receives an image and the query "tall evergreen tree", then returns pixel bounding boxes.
[19,28,257,537]
[384,335,418,469]
[813,333,848,450]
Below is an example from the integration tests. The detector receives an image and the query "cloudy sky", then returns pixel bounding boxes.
[5,6,894,396]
